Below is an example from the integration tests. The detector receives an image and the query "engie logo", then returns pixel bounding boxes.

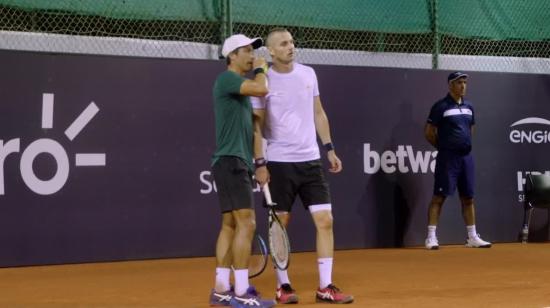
[363,143,437,174]
[509,117,550,144]
[0,93,106,195]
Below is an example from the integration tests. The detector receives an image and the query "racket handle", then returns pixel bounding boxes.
[263,184,274,205]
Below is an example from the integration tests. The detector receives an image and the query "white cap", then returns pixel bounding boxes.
[221,34,263,58]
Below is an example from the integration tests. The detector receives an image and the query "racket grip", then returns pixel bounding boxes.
[263,184,274,205]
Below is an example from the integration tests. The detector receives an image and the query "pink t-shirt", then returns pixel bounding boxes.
[251,63,320,162]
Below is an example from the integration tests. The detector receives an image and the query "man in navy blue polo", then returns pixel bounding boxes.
[424,72,491,250]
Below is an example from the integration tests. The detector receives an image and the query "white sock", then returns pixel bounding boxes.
[427,225,437,238]
[318,258,333,289]
[215,267,231,292]
[234,269,249,296]
[276,269,291,288]
[467,225,477,239]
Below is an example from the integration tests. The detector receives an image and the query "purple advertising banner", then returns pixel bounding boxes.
[1,50,549,267]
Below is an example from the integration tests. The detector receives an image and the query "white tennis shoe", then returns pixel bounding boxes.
[466,234,492,248]
[425,237,439,250]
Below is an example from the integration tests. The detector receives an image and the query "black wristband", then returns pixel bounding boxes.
[254,157,267,168]
[253,67,265,75]
[324,142,334,152]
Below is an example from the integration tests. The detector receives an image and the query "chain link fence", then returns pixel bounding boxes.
[1,0,549,73]
[0,1,222,58]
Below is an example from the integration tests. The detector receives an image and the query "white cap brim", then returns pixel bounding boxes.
[221,35,263,58]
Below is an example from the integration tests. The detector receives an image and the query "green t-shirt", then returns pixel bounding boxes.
[211,70,254,171]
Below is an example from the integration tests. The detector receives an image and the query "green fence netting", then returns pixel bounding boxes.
[1,0,549,71]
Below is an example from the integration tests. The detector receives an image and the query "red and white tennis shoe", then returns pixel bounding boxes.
[276,283,299,304]
[315,284,353,304]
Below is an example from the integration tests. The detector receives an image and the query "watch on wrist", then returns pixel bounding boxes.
[254,157,267,168]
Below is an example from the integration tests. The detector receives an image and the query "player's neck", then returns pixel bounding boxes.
[272,61,294,74]
[449,92,463,104]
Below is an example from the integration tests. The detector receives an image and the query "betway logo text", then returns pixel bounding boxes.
[363,143,437,174]
[509,117,550,144]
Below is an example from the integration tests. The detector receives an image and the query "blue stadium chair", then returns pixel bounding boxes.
[520,173,550,243]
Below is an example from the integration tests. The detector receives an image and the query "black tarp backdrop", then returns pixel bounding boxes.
[1,50,549,267]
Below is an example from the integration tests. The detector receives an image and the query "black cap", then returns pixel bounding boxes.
[447,72,468,83]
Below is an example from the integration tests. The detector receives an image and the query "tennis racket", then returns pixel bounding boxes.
[248,233,268,278]
[233,233,268,279]
[263,183,291,270]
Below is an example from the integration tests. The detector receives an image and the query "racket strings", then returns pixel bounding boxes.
[270,222,289,265]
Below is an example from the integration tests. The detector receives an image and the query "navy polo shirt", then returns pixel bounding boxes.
[427,94,475,154]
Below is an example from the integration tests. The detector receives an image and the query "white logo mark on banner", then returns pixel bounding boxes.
[0,93,106,195]
[509,117,550,144]
[363,143,437,174]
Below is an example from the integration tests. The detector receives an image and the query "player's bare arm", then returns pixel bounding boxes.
[240,57,268,97]
[253,109,269,186]
[314,96,342,173]
[424,123,438,148]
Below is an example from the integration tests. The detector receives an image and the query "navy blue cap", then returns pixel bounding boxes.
[448,72,468,83]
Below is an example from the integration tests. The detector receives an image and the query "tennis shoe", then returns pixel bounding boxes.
[210,287,234,306]
[230,286,276,308]
[425,237,439,250]
[466,234,492,248]
[315,284,353,304]
[276,283,299,304]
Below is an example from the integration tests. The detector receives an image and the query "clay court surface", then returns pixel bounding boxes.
[0,243,549,307]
